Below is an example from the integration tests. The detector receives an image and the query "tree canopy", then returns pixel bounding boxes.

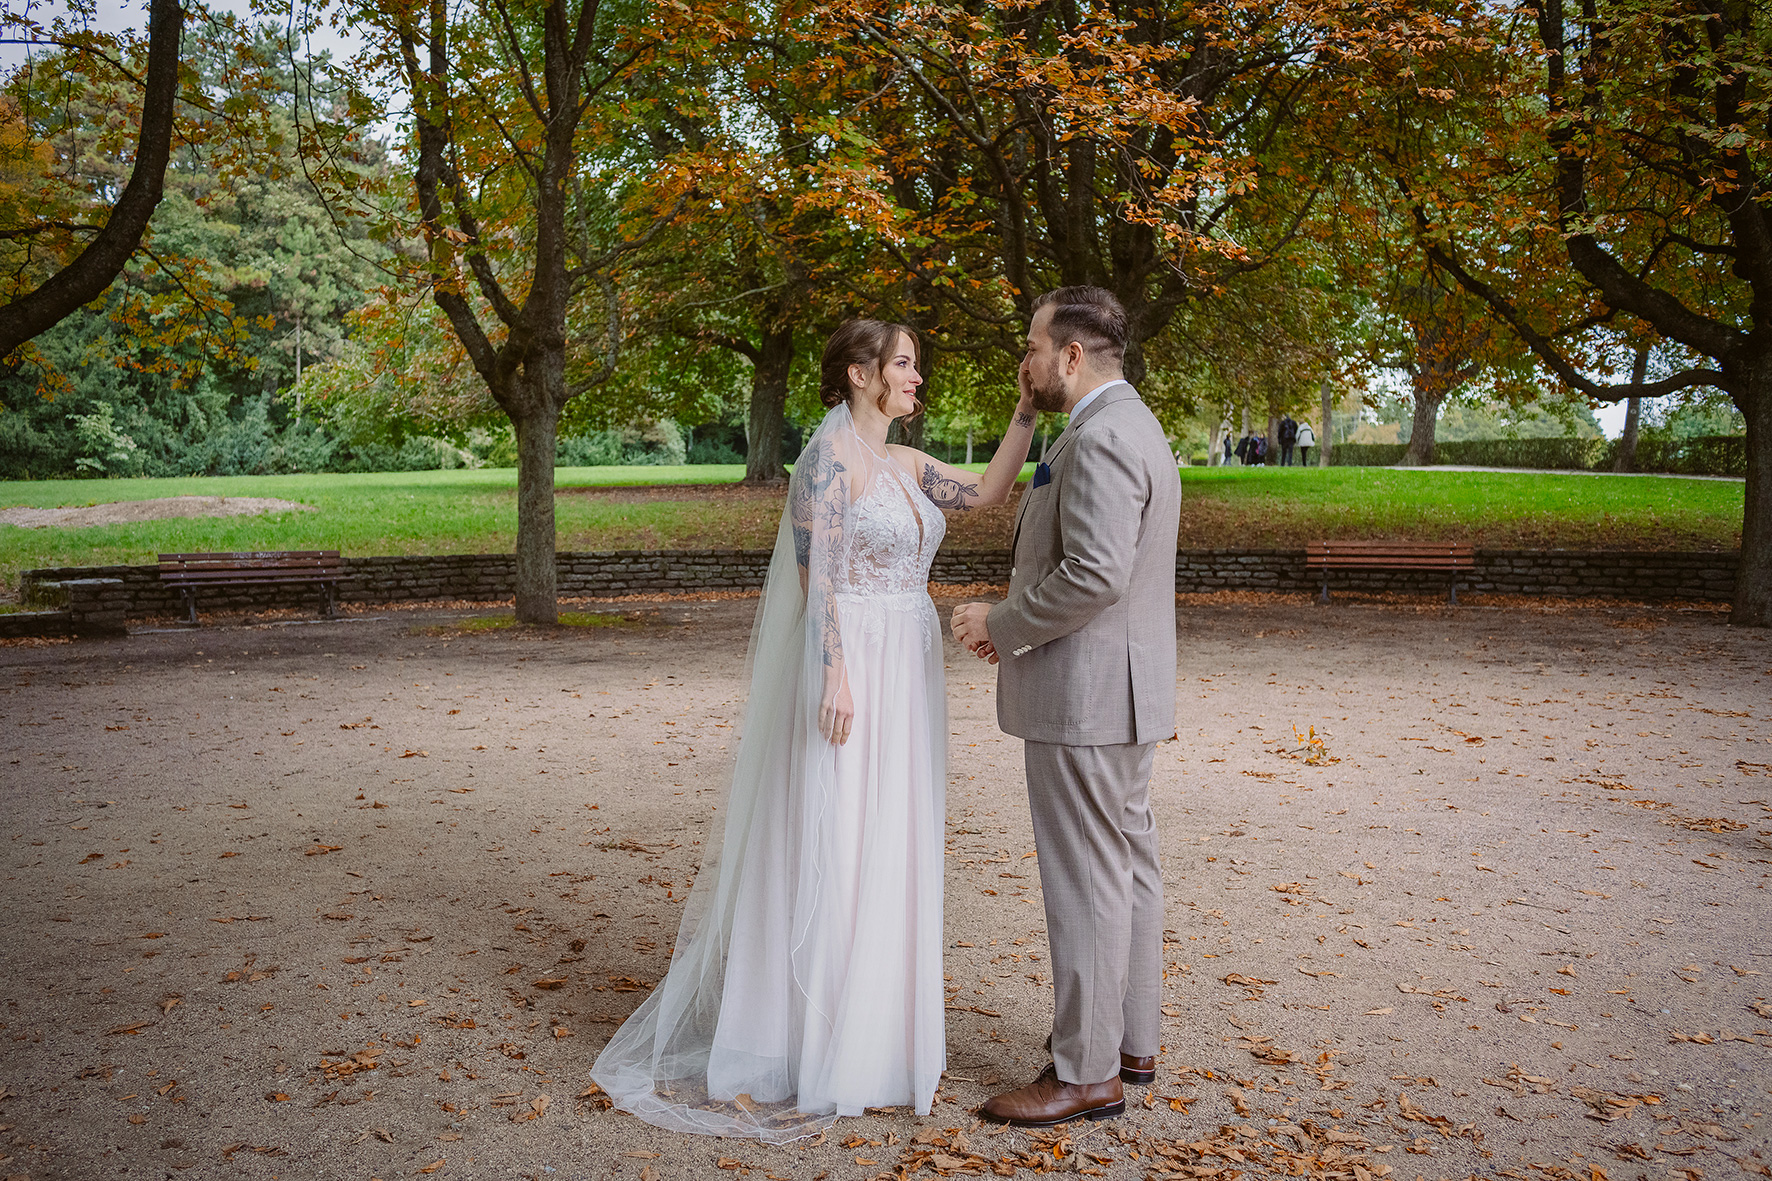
[0,0,1766,623]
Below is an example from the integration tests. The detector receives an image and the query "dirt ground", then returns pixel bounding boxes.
[0,497,315,529]
[1,593,1768,1181]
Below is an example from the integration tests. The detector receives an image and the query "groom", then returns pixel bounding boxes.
[951,286,1180,1126]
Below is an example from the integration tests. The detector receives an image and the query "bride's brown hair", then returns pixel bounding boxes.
[819,319,924,419]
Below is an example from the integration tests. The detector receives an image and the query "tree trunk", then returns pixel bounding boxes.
[1614,343,1648,473]
[1123,336,1147,387]
[0,0,182,358]
[744,326,793,484]
[1400,375,1445,466]
[1736,367,1769,628]
[1614,397,1640,472]
[1319,376,1333,467]
[513,396,560,625]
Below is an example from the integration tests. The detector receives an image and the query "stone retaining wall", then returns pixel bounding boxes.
[12,547,1738,630]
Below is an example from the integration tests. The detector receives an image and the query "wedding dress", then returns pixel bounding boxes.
[590,402,948,1142]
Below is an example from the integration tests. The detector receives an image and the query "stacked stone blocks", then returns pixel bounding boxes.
[10,547,1740,633]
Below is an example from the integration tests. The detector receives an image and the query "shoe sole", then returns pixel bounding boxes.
[978,1100,1126,1128]
[1119,1068,1156,1085]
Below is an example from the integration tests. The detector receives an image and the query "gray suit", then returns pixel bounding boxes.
[987,382,1180,1085]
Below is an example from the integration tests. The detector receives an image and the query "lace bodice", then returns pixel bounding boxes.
[833,466,944,597]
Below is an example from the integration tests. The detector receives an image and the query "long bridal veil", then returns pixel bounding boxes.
[590,401,903,1142]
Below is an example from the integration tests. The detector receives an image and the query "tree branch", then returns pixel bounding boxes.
[0,0,182,359]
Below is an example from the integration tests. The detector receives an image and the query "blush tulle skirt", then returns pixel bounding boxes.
[590,591,946,1141]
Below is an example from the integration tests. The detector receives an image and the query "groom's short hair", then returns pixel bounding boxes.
[1033,286,1129,364]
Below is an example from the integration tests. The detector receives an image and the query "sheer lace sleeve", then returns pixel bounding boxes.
[791,431,854,674]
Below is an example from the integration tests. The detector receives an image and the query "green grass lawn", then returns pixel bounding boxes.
[0,462,1742,596]
[1171,466,1742,551]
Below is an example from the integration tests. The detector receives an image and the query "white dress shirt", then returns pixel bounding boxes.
[1068,379,1122,420]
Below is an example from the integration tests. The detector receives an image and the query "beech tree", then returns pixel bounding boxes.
[1376,0,1770,625]
[336,0,669,622]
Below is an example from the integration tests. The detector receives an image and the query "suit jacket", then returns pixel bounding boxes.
[988,382,1181,746]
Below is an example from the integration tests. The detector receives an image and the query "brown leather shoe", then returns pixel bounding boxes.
[1119,1052,1156,1085]
[977,1063,1125,1127]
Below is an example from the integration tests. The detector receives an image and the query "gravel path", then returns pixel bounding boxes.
[0,596,1767,1181]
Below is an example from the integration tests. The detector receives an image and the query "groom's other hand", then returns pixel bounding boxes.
[951,602,999,663]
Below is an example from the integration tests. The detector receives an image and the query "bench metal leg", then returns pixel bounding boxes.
[322,581,338,618]
[1448,580,1459,606]
[181,588,198,626]
[1318,574,1330,604]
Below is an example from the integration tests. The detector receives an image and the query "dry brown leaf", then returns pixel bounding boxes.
[417,1160,445,1175]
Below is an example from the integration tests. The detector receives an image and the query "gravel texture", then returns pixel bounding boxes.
[0,594,1767,1180]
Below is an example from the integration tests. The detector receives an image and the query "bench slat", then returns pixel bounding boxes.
[157,551,342,625]
[159,551,338,561]
[1307,541,1471,604]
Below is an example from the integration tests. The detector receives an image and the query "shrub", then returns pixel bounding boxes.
[1328,443,1408,466]
[1433,437,1609,469]
[1327,433,1744,475]
[1627,434,1746,476]
[688,434,746,464]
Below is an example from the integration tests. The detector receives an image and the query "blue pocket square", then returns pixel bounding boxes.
[1031,462,1051,489]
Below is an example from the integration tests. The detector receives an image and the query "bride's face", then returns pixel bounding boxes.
[862,332,922,418]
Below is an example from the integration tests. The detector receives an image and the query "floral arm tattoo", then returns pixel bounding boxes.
[920,462,982,511]
[790,439,849,668]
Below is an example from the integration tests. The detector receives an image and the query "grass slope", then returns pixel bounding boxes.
[0,464,1741,596]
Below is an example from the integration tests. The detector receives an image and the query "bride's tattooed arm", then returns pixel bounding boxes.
[791,438,849,669]
[893,394,1039,511]
[919,463,982,511]
[792,440,847,570]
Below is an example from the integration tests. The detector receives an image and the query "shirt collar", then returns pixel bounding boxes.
[1069,379,1122,419]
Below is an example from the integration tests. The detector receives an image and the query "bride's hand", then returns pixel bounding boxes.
[820,677,854,746]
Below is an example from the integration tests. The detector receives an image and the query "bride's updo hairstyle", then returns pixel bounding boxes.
[819,318,924,419]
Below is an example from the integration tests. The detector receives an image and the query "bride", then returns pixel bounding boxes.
[590,319,1039,1141]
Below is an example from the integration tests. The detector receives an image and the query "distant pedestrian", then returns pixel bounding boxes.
[1221,432,1233,465]
[1234,434,1252,465]
[1252,434,1268,466]
[1296,421,1316,467]
[1277,416,1298,466]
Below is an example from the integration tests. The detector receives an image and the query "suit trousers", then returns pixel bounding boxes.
[1023,739,1162,1085]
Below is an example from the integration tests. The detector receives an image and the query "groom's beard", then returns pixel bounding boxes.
[1028,356,1068,412]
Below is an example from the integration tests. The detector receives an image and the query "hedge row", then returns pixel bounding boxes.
[1324,434,1745,476]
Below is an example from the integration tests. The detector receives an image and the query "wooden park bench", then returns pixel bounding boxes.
[1307,540,1474,605]
[159,551,343,625]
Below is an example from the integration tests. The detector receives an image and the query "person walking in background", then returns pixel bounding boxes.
[1221,425,1233,466]
[1296,420,1316,467]
[1277,415,1298,466]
